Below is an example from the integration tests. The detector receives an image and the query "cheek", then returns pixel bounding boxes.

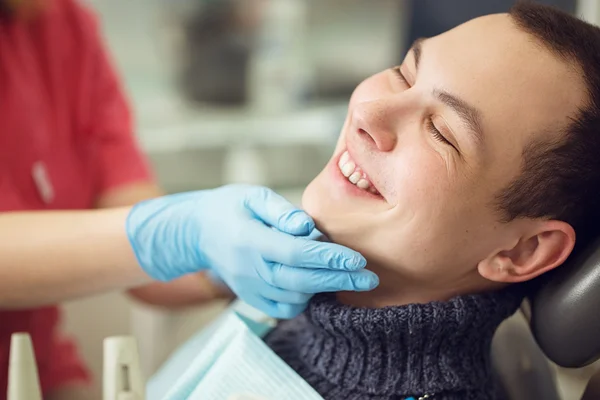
[365,151,490,274]
[382,146,449,209]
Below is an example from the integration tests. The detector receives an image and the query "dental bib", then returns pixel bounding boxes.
[147,301,324,400]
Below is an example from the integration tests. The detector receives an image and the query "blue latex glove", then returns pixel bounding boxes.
[126,184,379,318]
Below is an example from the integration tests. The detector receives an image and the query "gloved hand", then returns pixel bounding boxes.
[126,184,378,318]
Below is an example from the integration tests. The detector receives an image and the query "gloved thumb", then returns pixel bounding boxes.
[244,187,315,236]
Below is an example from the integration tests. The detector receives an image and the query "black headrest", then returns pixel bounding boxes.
[530,237,600,368]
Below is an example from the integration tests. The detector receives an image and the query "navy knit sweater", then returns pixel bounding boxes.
[265,288,524,400]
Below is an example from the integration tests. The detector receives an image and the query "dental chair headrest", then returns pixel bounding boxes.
[530,237,600,368]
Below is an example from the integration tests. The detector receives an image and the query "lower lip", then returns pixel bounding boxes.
[329,151,383,200]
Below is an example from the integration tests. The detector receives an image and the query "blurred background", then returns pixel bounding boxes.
[59,0,598,398]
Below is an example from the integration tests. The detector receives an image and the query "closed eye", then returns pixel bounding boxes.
[426,119,455,149]
[393,66,410,86]
[391,66,458,151]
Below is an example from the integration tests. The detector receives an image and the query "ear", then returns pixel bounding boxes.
[477,220,575,283]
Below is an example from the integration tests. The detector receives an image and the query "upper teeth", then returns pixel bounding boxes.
[338,151,374,191]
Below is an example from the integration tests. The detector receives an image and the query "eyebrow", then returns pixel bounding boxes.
[410,37,424,70]
[408,38,484,147]
[434,90,484,147]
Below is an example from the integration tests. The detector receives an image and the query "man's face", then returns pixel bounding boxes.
[302,14,585,304]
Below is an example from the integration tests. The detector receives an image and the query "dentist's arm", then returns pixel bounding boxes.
[0,206,149,308]
[0,180,225,309]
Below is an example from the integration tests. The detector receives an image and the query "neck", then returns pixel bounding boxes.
[338,264,495,308]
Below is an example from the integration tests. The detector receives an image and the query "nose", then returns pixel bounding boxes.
[350,99,403,152]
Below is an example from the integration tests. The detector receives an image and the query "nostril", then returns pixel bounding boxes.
[358,128,376,145]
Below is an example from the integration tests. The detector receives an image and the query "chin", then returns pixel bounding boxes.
[302,173,330,231]
[301,170,371,257]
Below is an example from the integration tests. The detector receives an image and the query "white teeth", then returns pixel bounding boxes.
[349,171,361,184]
[341,161,355,177]
[339,151,350,166]
[357,179,370,189]
[337,150,377,194]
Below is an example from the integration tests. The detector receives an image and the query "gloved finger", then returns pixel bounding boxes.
[254,281,312,305]
[259,262,379,293]
[306,227,327,241]
[249,222,366,271]
[243,186,314,236]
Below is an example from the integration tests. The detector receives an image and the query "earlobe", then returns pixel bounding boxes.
[478,221,575,283]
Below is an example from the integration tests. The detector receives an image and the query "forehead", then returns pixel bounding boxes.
[421,14,586,161]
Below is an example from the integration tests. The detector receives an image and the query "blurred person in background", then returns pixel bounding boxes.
[0,0,376,399]
[0,1,226,398]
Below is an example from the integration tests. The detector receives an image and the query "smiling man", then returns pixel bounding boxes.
[304,4,588,309]
[265,2,600,399]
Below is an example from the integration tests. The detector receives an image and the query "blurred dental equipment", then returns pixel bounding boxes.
[104,337,145,400]
[7,334,42,400]
[6,333,145,400]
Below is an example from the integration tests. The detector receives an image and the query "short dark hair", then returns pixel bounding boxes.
[497,1,600,252]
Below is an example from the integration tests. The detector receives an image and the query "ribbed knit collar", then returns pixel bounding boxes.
[267,287,524,398]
